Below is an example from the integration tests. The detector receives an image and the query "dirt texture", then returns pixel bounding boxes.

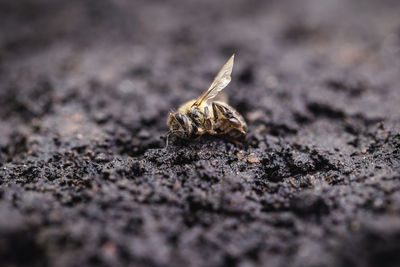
[0,0,400,267]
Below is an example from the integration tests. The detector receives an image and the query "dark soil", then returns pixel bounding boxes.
[1,0,400,266]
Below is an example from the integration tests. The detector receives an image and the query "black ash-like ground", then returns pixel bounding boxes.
[0,0,399,267]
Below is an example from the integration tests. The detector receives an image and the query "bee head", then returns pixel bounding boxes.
[167,112,194,139]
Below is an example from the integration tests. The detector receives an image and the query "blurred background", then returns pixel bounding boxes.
[1,1,400,267]
[1,0,399,134]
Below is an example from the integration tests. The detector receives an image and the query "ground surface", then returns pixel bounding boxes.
[0,0,400,266]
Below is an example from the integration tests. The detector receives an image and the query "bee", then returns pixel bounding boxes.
[167,54,247,143]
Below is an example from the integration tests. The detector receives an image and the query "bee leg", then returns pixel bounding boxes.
[203,106,217,135]
[211,102,222,121]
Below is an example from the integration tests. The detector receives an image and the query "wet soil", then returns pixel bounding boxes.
[0,0,400,266]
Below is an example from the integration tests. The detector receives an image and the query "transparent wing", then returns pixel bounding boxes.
[193,54,234,106]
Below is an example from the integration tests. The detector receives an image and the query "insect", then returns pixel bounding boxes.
[167,54,247,143]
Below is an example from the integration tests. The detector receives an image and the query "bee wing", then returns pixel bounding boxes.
[193,54,234,106]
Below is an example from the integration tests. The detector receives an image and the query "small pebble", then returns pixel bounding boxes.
[247,157,260,164]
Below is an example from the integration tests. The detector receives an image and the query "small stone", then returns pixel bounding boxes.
[173,181,181,191]
[138,129,150,139]
[94,153,109,162]
[247,157,260,164]
[247,110,265,122]
[236,152,245,159]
